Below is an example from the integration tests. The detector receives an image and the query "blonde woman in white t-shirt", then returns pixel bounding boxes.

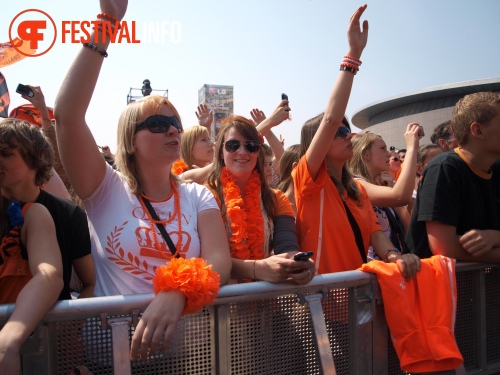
[54,0,231,362]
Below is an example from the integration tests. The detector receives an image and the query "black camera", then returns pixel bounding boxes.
[16,83,34,98]
[281,93,290,112]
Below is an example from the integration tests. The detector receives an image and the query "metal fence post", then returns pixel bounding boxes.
[305,293,336,375]
[107,317,132,375]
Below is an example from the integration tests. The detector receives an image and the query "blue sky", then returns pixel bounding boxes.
[2,1,499,151]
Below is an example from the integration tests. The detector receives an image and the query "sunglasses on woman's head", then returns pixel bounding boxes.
[223,139,260,153]
[134,115,183,134]
[334,126,351,139]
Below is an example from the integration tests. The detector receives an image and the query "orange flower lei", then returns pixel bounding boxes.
[221,167,265,260]
[138,180,183,258]
[153,257,220,315]
[172,159,188,175]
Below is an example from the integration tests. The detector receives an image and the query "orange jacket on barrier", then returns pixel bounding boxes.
[360,255,463,373]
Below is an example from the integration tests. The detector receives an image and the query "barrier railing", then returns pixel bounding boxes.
[1,262,499,374]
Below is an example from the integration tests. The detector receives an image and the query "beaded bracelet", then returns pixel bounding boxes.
[82,42,108,57]
[97,13,120,24]
[340,66,357,75]
[344,55,362,65]
[343,57,362,67]
[382,248,400,262]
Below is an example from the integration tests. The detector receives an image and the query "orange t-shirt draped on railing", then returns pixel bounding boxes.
[360,255,463,373]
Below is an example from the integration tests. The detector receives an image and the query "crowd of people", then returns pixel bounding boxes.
[1,1,500,373]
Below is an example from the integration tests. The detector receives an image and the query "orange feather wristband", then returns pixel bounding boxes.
[172,159,188,175]
[152,257,220,315]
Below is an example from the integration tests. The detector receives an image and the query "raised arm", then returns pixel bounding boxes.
[0,204,63,374]
[254,102,289,167]
[43,168,72,200]
[23,85,52,131]
[196,104,214,134]
[54,0,128,200]
[306,5,368,180]
[357,123,421,206]
[181,163,213,184]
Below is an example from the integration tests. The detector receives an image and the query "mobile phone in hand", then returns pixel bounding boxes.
[16,84,34,98]
[281,93,290,111]
[418,125,425,137]
[293,251,313,261]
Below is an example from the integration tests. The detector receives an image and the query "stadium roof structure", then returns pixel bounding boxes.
[352,77,500,129]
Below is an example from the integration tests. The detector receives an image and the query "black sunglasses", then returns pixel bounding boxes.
[224,139,260,153]
[334,126,351,139]
[134,115,183,134]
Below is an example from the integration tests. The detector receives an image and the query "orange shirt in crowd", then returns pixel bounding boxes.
[293,156,381,274]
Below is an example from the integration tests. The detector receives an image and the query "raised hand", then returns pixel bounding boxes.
[100,0,128,21]
[403,122,421,151]
[279,134,285,147]
[23,85,51,128]
[347,4,369,57]
[250,108,266,126]
[23,85,47,110]
[195,104,214,129]
[267,100,291,125]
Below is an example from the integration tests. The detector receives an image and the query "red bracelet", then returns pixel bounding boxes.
[344,55,362,65]
[342,58,361,67]
[97,13,120,24]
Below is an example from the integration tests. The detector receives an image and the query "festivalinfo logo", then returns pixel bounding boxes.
[7,9,182,57]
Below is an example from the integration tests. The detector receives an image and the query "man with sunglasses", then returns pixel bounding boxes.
[407,92,500,262]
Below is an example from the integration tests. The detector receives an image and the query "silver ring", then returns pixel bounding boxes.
[307,269,311,279]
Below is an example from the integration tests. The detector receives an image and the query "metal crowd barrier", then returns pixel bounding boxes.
[1,262,499,374]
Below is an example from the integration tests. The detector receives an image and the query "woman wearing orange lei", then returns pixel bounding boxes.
[207,116,315,284]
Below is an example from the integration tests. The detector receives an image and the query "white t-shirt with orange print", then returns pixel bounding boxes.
[83,164,219,297]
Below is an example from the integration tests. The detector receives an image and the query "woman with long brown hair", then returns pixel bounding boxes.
[207,116,314,284]
[293,4,420,278]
